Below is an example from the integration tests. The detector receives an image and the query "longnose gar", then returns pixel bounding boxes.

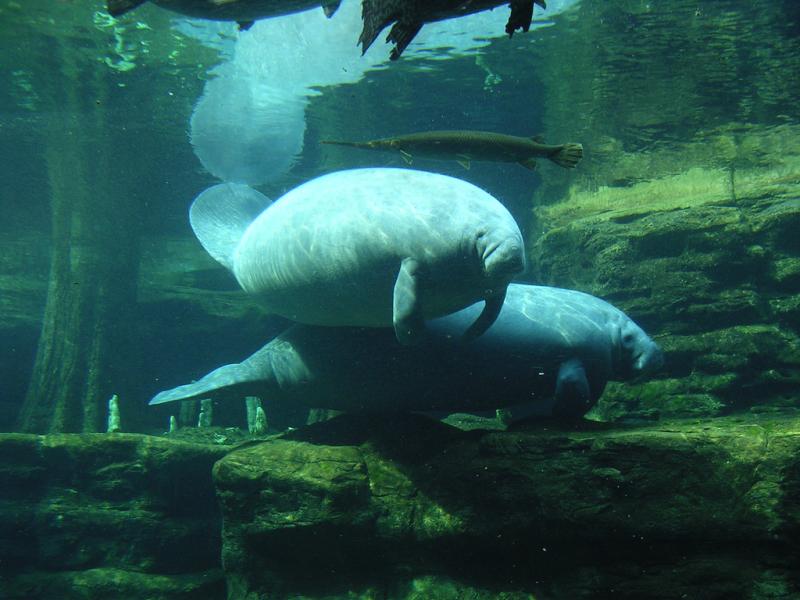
[321,130,583,171]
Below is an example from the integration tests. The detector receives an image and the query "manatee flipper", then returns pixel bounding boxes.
[393,257,426,345]
[387,20,423,60]
[106,0,147,17]
[462,287,507,342]
[189,183,270,271]
[507,0,539,36]
[359,0,402,54]
[552,358,592,419]
[322,0,341,17]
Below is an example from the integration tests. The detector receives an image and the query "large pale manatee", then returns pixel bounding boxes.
[190,169,525,345]
[151,283,664,419]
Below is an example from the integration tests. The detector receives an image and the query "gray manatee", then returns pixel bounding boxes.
[150,283,663,419]
[106,0,342,25]
[190,168,525,345]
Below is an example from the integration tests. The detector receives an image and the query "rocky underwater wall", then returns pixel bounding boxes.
[522,0,800,421]
[0,433,228,598]
[531,123,800,421]
[3,413,800,599]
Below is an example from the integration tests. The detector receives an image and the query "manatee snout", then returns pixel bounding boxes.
[634,342,664,375]
[618,320,664,378]
[482,237,525,281]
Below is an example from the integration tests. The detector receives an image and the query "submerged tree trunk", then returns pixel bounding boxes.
[16,45,140,433]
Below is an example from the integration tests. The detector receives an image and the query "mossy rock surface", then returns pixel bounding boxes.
[0,568,224,600]
[213,413,800,599]
[529,124,800,420]
[0,433,229,598]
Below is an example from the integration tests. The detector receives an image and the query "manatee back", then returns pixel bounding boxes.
[428,283,620,376]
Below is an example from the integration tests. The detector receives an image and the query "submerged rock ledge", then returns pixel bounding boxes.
[0,433,228,599]
[2,413,800,598]
[216,413,800,599]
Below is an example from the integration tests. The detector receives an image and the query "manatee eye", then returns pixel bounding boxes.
[622,332,635,347]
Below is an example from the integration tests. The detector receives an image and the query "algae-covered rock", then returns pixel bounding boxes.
[0,568,223,600]
[528,124,800,420]
[520,0,800,422]
[213,413,800,599]
[0,433,229,599]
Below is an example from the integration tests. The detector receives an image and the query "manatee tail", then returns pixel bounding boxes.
[149,364,253,405]
[189,183,270,271]
[548,143,583,169]
[149,343,274,405]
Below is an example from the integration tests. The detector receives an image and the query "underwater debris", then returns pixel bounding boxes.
[198,398,213,428]
[245,396,268,434]
[106,394,121,433]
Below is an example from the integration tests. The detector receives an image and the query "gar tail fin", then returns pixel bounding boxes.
[189,183,270,271]
[548,143,583,169]
[106,0,147,17]
[359,0,402,54]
